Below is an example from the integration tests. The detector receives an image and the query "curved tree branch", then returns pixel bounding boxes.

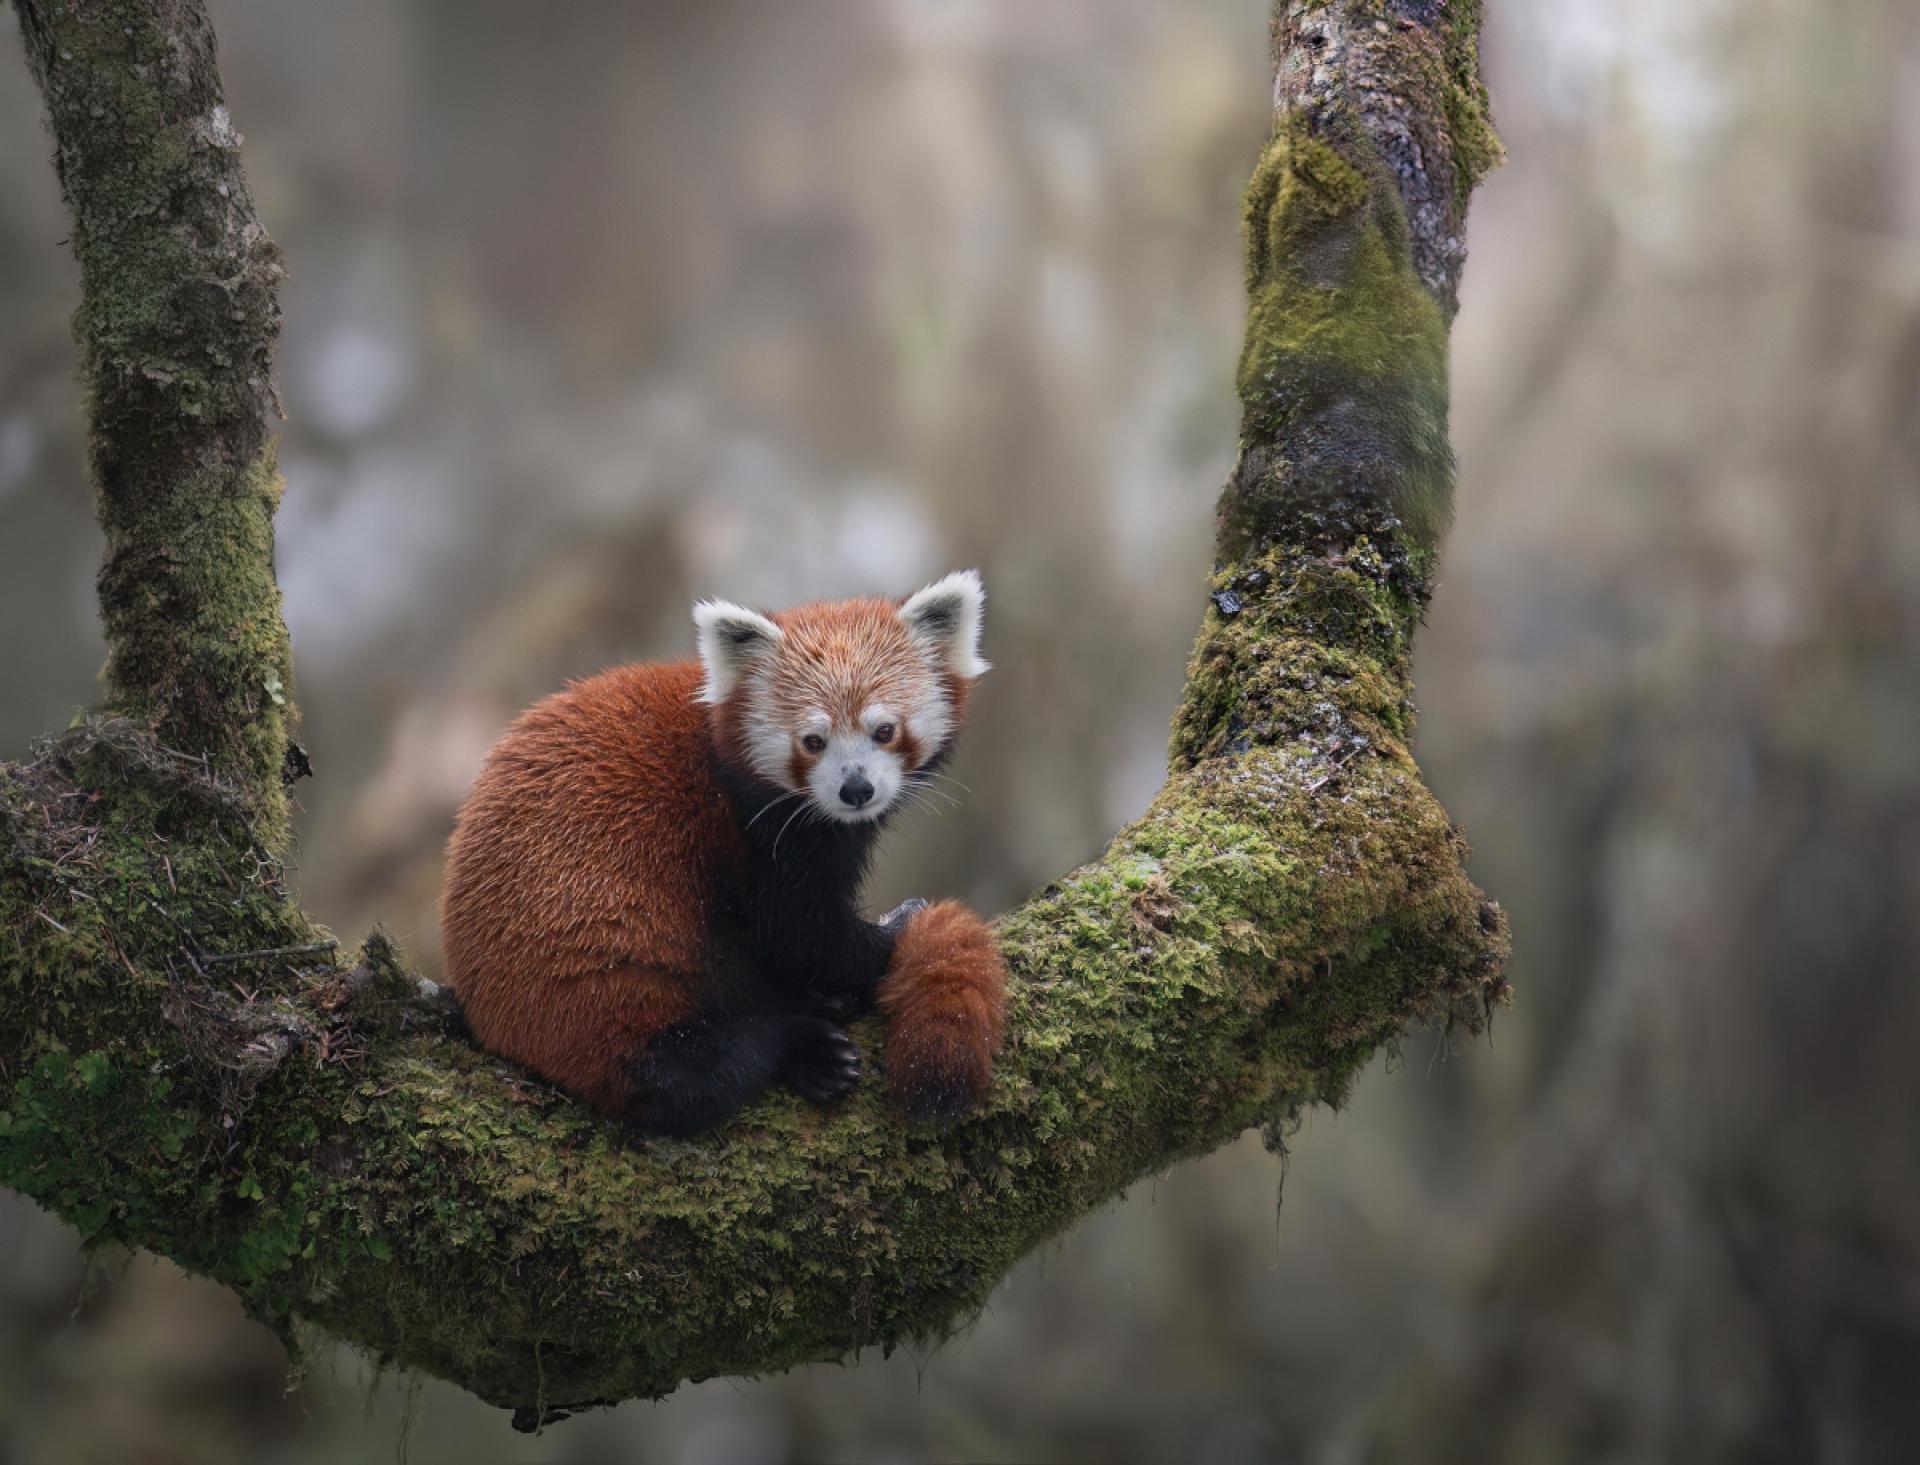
[0,0,1507,1426]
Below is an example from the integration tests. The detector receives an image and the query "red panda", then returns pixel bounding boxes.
[439,571,1007,1137]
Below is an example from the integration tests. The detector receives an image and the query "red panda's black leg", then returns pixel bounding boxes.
[626,1015,789,1138]
[627,1012,862,1136]
[804,901,927,1022]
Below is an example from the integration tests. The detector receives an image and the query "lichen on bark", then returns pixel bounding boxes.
[0,0,1507,1424]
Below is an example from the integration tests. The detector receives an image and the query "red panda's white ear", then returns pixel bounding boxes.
[693,600,784,704]
[899,569,989,679]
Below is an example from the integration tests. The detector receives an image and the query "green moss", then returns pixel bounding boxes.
[1168,534,1424,769]
[1238,226,1448,394]
[1232,125,1454,554]
[1439,1,1504,212]
[91,445,295,847]
[1241,129,1373,291]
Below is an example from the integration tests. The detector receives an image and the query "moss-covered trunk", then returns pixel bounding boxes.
[0,0,1507,1425]
[14,0,294,842]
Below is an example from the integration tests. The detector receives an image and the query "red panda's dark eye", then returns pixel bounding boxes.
[873,723,895,746]
[802,734,827,755]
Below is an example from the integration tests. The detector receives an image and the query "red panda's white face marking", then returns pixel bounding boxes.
[694,572,988,825]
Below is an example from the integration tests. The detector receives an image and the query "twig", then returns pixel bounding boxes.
[198,940,338,967]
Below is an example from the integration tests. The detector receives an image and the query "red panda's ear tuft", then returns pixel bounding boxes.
[692,600,784,704]
[898,569,989,680]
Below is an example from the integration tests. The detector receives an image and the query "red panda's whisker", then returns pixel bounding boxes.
[896,789,945,819]
[903,780,960,809]
[743,788,805,834]
[771,799,812,863]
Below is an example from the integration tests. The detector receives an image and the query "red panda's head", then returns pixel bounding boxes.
[695,572,990,825]
[693,571,989,825]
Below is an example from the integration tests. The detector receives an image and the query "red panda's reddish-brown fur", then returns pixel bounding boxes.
[439,587,1007,1133]
[440,660,735,1114]
[878,900,1007,1118]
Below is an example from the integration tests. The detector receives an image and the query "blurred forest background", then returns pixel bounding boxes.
[3,0,1918,1460]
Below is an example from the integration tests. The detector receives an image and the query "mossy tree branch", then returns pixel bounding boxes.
[13,0,294,843]
[0,0,1508,1426]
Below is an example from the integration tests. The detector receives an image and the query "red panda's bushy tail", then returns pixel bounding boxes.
[877,899,1007,1122]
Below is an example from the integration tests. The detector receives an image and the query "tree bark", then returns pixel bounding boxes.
[0,0,1507,1426]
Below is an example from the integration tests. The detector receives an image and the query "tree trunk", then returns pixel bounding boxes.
[0,0,1506,1427]
[12,0,294,838]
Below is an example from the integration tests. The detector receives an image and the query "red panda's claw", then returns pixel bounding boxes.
[779,1016,862,1106]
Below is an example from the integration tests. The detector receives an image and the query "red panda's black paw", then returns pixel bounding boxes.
[878,897,930,936]
[779,1017,862,1106]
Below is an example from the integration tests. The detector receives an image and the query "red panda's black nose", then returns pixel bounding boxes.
[839,774,875,809]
